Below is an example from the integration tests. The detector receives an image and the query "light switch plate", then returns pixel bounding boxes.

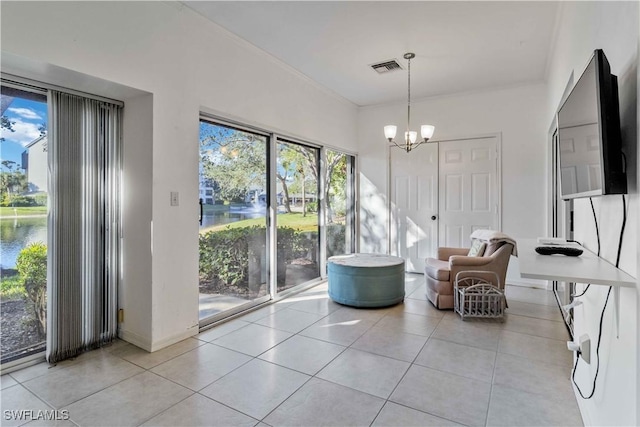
[170,191,179,206]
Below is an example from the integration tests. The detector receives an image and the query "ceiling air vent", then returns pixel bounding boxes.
[370,59,403,74]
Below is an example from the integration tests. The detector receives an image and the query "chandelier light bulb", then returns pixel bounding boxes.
[421,125,435,140]
[384,125,397,141]
[405,131,417,144]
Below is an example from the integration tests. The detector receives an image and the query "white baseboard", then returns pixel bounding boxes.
[118,328,152,352]
[149,325,199,352]
[119,324,199,352]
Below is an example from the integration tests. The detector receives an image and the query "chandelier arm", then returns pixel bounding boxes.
[389,139,404,150]
[411,139,425,151]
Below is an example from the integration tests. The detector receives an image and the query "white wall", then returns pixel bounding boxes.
[358,84,548,285]
[1,1,358,350]
[121,93,154,348]
[546,2,638,425]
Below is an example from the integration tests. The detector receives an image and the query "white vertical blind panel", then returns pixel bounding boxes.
[47,91,121,363]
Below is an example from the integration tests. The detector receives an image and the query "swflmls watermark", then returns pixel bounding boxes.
[4,409,70,421]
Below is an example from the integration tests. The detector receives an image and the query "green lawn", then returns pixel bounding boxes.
[0,275,25,301]
[200,212,318,234]
[0,206,47,217]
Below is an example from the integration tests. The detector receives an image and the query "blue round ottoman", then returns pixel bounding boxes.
[327,253,405,308]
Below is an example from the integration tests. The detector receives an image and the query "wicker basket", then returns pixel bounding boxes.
[454,271,505,321]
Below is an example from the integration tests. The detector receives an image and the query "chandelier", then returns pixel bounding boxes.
[384,53,435,152]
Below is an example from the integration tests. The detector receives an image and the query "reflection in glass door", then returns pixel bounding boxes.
[198,120,269,323]
[275,139,320,292]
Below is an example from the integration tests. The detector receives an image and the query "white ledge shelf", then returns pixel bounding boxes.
[517,239,636,338]
[517,239,635,288]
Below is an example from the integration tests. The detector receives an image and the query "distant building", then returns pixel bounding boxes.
[198,162,215,204]
[21,135,47,193]
[199,185,215,205]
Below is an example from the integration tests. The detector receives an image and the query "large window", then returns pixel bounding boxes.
[198,117,357,326]
[0,85,48,364]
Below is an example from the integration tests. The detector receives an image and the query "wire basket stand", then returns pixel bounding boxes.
[454,271,505,321]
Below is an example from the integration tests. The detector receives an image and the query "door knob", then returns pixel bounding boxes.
[431,215,437,221]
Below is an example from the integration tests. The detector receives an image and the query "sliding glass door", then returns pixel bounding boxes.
[275,139,320,292]
[198,120,269,322]
[325,149,356,259]
[198,118,357,326]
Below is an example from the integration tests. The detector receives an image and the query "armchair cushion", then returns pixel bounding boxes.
[467,239,486,257]
[425,258,450,281]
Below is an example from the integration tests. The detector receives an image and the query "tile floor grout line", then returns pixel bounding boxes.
[194,389,262,424]
[256,374,315,423]
[499,327,571,343]
[484,333,502,427]
[504,310,565,323]
[369,311,448,426]
[115,338,205,371]
[378,400,466,427]
[32,369,149,415]
[133,390,197,427]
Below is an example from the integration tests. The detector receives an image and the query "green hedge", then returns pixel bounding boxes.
[199,226,312,288]
[1,194,47,207]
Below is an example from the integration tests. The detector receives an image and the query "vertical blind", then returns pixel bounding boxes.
[47,91,122,363]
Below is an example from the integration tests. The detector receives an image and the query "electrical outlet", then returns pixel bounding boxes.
[567,334,591,364]
[579,334,591,364]
[170,191,179,206]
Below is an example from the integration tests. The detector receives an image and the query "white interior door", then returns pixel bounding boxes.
[439,137,499,248]
[390,143,439,272]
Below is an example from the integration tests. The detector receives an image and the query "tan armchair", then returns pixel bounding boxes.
[424,237,514,309]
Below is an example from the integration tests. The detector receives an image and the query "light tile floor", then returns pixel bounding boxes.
[1,274,583,426]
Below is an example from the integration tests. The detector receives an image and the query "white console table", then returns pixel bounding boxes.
[517,239,636,336]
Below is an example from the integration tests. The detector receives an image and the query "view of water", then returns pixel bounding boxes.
[1,217,47,269]
[200,205,266,229]
[0,207,261,268]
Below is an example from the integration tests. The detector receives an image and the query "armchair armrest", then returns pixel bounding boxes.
[449,255,493,267]
[437,247,469,261]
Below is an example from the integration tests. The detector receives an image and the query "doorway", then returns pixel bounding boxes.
[390,135,501,273]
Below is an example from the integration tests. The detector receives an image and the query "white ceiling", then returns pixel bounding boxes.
[183,1,560,107]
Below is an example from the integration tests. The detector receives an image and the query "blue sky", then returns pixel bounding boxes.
[0,97,47,171]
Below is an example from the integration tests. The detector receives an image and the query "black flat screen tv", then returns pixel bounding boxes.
[557,49,626,200]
